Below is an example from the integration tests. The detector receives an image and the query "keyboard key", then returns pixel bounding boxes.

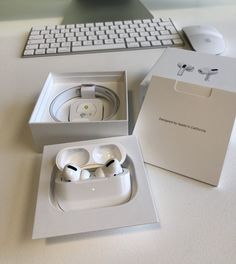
[61,42,71,47]
[72,41,82,46]
[58,47,71,53]
[109,34,118,39]
[72,43,126,52]
[66,24,75,28]
[46,38,55,43]
[78,36,87,41]
[39,44,49,49]
[30,30,40,35]
[46,48,57,54]
[159,21,173,26]
[26,44,38,49]
[143,19,152,23]
[83,40,93,46]
[67,37,76,42]
[105,39,114,44]
[24,49,34,56]
[147,36,157,41]
[104,22,113,26]
[125,37,135,43]
[45,34,54,39]
[136,36,146,42]
[35,49,46,55]
[88,36,97,41]
[119,33,128,38]
[98,35,108,40]
[28,39,45,45]
[127,42,140,48]
[160,30,170,35]
[115,38,125,43]
[55,33,64,38]
[29,35,44,40]
[94,40,103,45]
[140,41,151,47]
[50,43,60,48]
[140,32,149,37]
[130,32,139,38]
[151,40,162,46]
[173,38,184,45]
[85,23,94,27]
[51,29,60,34]
[161,40,173,45]
[56,38,66,43]
[158,35,175,40]
[96,22,104,27]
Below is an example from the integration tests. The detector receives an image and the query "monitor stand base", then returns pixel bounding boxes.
[62,0,153,24]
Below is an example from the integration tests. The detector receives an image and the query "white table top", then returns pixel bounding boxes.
[0,4,236,264]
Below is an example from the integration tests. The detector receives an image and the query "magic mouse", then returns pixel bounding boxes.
[182,25,225,55]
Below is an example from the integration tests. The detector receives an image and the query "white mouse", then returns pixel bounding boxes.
[182,25,225,55]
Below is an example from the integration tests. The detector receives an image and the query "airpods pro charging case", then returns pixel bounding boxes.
[53,144,131,211]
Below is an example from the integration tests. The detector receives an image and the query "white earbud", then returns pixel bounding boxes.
[95,158,123,178]
[177,63,194,76]
[62,164,90,182]
[198,67,219,81]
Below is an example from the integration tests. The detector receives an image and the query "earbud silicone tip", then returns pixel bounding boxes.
[80,169,90,180]
[95,167,106,178]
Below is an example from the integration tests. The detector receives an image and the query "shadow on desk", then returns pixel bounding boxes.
[46,222,160,245]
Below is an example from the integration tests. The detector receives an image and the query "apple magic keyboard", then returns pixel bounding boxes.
[22,18,184,57]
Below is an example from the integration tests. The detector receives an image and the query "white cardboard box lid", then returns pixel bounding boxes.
[141,48,236,92]
[134,75,236,186]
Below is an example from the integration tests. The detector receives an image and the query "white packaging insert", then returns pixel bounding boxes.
[32,135,158,239]
[134,76,236,186]
[29,71,128,151]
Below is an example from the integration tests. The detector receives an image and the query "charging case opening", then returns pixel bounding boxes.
[52,143,133,211]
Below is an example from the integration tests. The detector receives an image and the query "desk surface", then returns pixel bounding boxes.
[1,4,236,264]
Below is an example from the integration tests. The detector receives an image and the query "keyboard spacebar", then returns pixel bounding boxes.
[72,43,126,52]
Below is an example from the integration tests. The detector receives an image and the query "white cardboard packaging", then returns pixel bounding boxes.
[139,48,236,105]
[134,49,236,186]
[29,71,128,151]
[32,135,159,239]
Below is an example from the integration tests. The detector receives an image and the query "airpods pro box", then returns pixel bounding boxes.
[32,135,158,239]
[139,48,236,106]
[135,48,236,186]
[29,71,128,151]
[134,75,236,186]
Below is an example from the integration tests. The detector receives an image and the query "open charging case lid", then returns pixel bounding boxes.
[56,143,126,171]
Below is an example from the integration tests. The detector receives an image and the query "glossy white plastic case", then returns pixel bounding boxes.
[53,143,131,211]
[32,136,159,239]
[54,168,131,211]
